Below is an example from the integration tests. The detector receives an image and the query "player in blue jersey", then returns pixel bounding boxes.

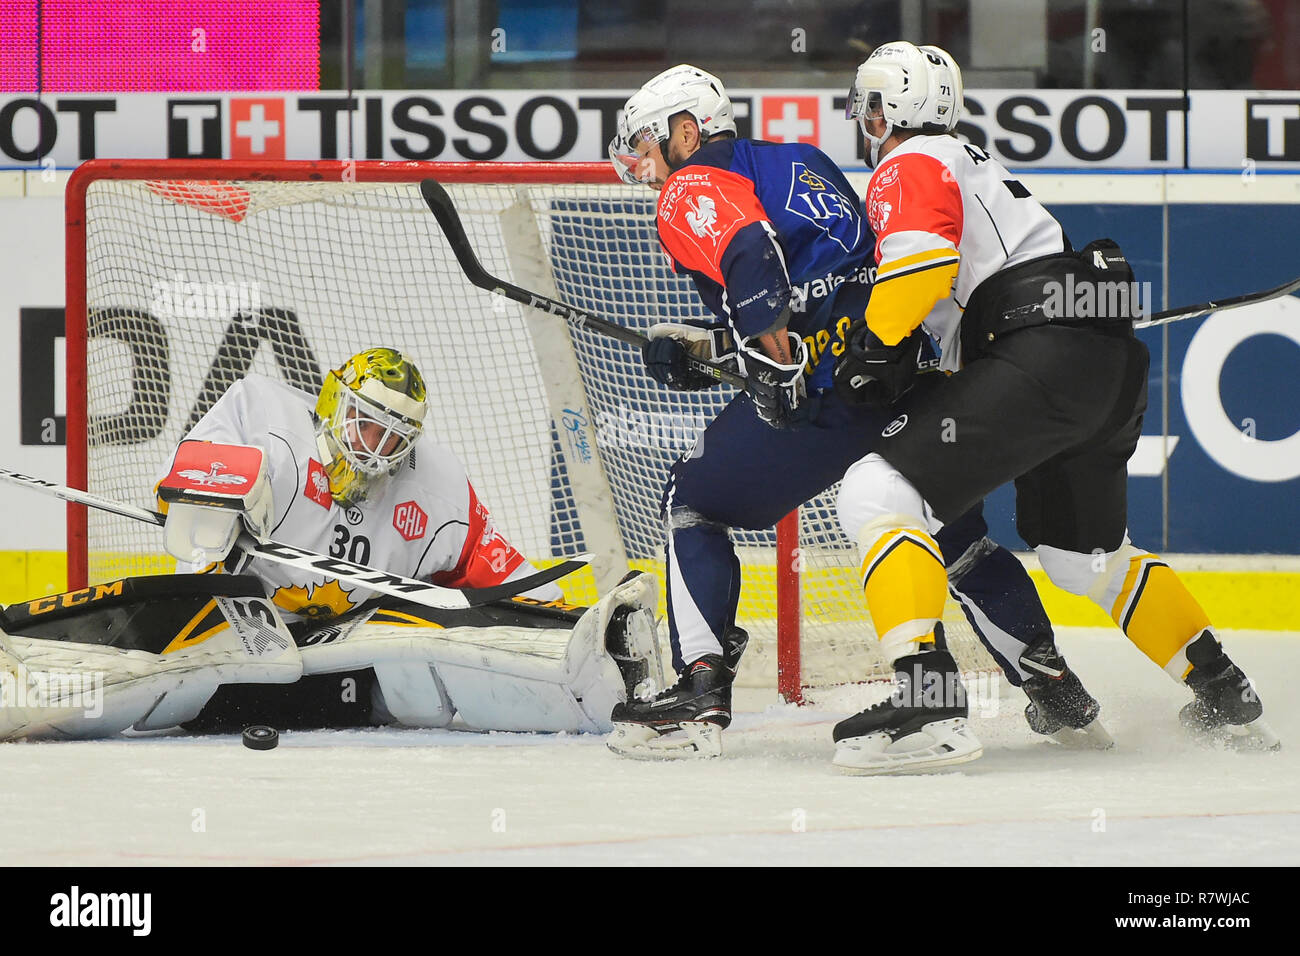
[604,65,1108,768]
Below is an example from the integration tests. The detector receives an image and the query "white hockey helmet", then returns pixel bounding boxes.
[845,42,963,167]
[609,64,736,185]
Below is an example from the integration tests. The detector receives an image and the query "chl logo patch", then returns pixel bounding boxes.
[393,500,428,541]
[304,459,333,509]
[882,415,909,438]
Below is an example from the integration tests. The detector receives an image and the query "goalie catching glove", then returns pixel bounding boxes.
[738,330,814,430]
[832,324,932,409]
[642,321,736,391]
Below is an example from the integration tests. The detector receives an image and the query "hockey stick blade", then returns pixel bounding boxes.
[0,467,591,611]
[418,178,746,389]
[1136,274,1300,329]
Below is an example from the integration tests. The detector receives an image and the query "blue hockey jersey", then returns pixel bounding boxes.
[654,138,876,385]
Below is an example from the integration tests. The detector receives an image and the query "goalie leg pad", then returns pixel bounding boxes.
[0,598,302,741]
[297,573,664,734]
[604,574,666,700]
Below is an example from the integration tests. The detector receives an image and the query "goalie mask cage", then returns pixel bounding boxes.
[65,159,997,701]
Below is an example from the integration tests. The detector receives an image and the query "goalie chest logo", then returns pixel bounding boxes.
[304,459,333,509]
[393,500,428,541]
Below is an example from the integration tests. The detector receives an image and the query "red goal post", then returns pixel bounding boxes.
[64,158,982,701]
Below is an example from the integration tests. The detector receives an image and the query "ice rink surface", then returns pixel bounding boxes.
[2,628,1296,867]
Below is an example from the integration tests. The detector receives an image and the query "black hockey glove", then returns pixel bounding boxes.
[741,332,815,430]
[832,323,927,408]
[642,321,735,391]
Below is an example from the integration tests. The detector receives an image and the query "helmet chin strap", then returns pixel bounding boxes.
[864,118,894,169]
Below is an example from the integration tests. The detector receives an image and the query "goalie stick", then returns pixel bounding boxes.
[418,178,747,390]
[1135,274,1300,329]
[0,468,591,612]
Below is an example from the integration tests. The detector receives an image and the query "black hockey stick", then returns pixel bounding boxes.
[0,467,590,611]
[418,178,747,390]
[1136,274,1300,329]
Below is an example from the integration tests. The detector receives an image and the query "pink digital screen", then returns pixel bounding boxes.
[0,0,320,92]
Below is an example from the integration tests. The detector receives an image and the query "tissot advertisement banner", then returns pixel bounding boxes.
[2,90,1299,170]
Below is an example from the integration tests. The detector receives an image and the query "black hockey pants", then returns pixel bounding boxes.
[876,323,1149,554]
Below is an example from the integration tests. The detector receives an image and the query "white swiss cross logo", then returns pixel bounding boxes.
[230,98,285,160]
[393,501,428,541]
[762,96,819,145]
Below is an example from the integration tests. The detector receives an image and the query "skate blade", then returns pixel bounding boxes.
[607,720,723,760]
[833,718,984,776]
[1047,719,1115,751]
[1192,717,1282,753]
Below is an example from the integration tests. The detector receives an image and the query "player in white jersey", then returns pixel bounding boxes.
[826,41,1277,770]
[0,349,661,741]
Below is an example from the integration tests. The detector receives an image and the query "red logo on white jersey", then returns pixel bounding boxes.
[867,161,904,234]
[761,96,819,145]
[304,459,333,509]
[393,501,428,541]
[230,98,286,160]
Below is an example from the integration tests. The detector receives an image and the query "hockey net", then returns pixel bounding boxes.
[66,160,998,700]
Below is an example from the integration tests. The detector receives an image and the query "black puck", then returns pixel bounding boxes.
[242,725,279,750]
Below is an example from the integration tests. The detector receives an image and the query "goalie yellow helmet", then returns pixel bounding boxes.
[314,347,428,507]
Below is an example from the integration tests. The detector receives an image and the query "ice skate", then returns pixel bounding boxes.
[1179,632,1279,752]
[1019,638,1113,750]
[832,647,983,775]
[606,628,747,760]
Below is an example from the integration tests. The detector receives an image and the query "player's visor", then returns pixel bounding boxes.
[845,80,884,135]
[607,126,663,186]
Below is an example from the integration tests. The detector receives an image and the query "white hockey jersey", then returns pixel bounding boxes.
[159,374,558,621]
[862,134,1066,370]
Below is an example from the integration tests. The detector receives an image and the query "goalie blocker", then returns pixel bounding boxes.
[157,440,274,567]
[0,573,663,741]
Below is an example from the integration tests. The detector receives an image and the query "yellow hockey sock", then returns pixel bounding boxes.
[859,527,947,662]
[1109,552,1212,679]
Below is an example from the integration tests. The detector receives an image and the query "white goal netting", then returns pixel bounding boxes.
[74,165,995,692]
